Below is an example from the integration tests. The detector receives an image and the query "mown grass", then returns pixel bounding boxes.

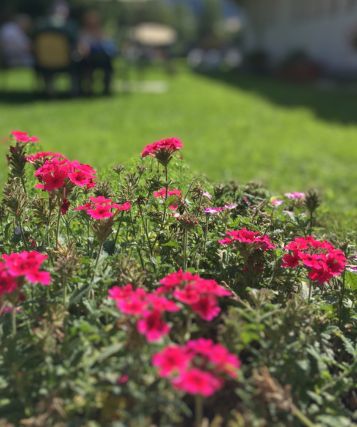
[0,65,356,224]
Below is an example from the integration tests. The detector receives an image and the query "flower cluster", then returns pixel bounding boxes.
[157,270,231,321]
[34,157,96,192]
[76,197,131,220]
[11,130,39,144]
[26,151,64,164]
[282,236,346,284]
[141,137,183,165]
[153,187,182,210]
[109,284,179,342]
[0,251,51,296]
[152,339,240,397]
[219,228,275,251]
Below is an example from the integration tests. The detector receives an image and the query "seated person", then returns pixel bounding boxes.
[78,10,117,95]
[0,14,33,68]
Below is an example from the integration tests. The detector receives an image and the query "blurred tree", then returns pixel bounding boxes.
[198,0,224,46]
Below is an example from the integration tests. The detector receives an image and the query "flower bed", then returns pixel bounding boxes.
[0,132,356,426]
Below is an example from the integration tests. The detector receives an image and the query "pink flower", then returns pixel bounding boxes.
[1,251,51,287]
[173,368,223,397]
[26,152,64,164]
[76,197,131,220]
[153,188,182,199]
[117,374,129,384]
[11,130,39,144]
[158,271,231,321]
[137,310,170,342]
[282,236,346,284]
[205,203,237,215]
[218,228,275,251]
[34,157,96,192]
[285,192,305,200]
[141,137,183,165]
[152,345,191,377]
[152,338,240,397]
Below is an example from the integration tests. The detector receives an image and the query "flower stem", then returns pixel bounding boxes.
[11,307,17,337]
[194,395,203,427]
[55,204,61,249]
[308,281,313,302]
[292,404,317,427]
[183,228,188,271]
[338,272,346,327]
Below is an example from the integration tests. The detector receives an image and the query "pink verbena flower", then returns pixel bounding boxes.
[173,368,222,397]
[11,130,39,144]
[282,236,346,284]
[1,251,51,286]
[205,203,237,215]
[76,197,131,220]
[157,271,231,321]
[152,338,240,397]
[34,157,96,192]
[109,284,179,342]
[26,151,64,164]
[218,228,275,251]
[141,137,183,165]
[152,345,191,377]
[0,263,18,296]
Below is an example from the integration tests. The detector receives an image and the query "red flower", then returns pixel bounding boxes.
[141,137,183,165]
[11,130,39,144]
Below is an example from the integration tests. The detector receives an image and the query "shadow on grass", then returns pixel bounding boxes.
[0,89,120,104]
[198,70,357,125]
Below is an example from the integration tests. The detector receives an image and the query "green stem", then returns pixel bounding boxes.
[55,203,61,248]
[91,241,103,283]
[292,405,317,427]
[308,281,313,303]
[338,272,346,326]
[183,228,188,271]
[11,307,17,337]
[20,176,27,195]
[194,395,203,427]
[113,212,124,248]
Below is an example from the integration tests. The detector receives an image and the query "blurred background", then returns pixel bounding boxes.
[0,0,356,223]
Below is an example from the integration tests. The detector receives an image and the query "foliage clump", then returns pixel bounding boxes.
[0,131,356,427]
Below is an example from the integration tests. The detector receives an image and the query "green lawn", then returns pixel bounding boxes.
[0,66,356,221]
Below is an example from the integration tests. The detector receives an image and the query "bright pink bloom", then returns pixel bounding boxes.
[76,197,130,220]
[219,228,275,251]
[137,310,170,342]
[153,338,240,397]
[205,203,237,215]
[11,130,39,144]
[173,368,222,397]
[152,345,191,377]
[141,137,183,165]
[1,251,51,287]
[26,151,64,164]
[158,271,231,321]
[153,188,182,199]
[0,263,18,296]
[282,236,346,284]
[34,157,96,192]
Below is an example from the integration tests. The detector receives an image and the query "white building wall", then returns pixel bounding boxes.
[243,0,357,72]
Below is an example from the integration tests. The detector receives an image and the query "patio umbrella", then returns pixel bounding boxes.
[130,23,177,47]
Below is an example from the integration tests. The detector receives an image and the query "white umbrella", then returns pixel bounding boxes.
[130,23,177,47]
